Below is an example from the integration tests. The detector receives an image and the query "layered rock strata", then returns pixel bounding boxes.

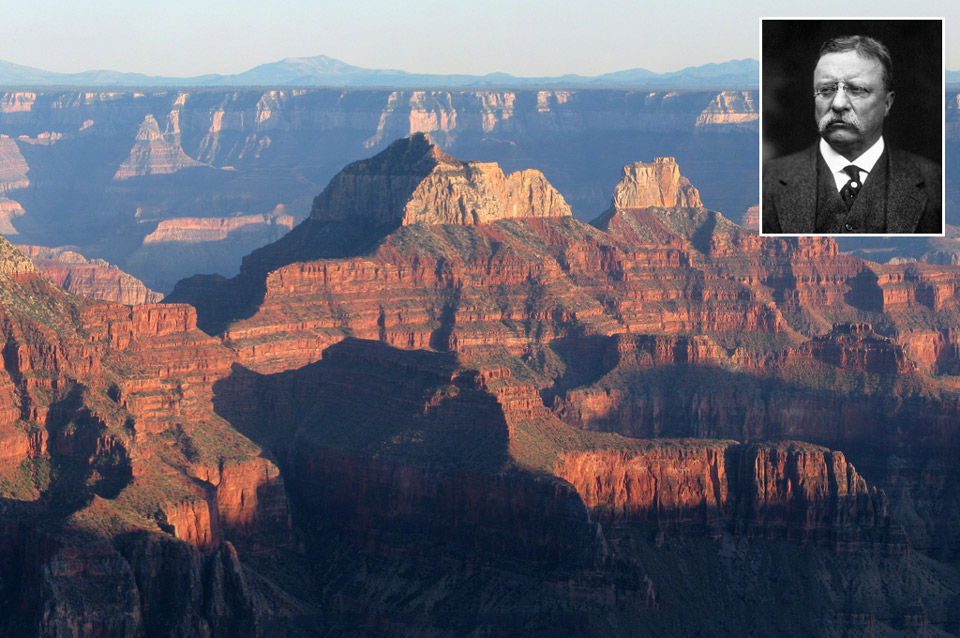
[170,136,960,388]
[611,157,703,209]
[213,337,896,559]
[141,211,295,244]
[0,135,29,194]
[310,132,570,227]
[168,140,960,577]
[113,113,205,180]
[0,232,289,634]
[16,245,164,304]
[555,441,901,550]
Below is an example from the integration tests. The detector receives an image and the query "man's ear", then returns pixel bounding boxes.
[885,91,895,117]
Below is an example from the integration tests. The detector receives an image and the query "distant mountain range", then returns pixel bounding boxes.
[0,55,760,88]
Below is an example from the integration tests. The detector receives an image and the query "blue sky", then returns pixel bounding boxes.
[2,0,957,76]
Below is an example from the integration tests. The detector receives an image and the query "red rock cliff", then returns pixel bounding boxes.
[17,245,164,305]
[555,441,900,549]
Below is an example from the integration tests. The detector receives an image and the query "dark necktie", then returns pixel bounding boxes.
[840,165,862,210]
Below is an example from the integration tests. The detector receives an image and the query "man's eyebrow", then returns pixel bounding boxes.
[814,74,869,83]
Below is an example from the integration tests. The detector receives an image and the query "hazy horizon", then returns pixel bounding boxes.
[4,0,958,78]
[0,52,759,82]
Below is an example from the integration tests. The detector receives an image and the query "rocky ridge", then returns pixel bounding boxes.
[170,136,960,554]
[141,210,294,245]
[16,245,164,305]
[308,132,571,228]
[171,135,960,388]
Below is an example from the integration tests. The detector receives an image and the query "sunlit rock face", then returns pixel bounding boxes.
[309,132,571,227]
[555,441,899,549]
[16,245,164,305]
[611,157,703,210]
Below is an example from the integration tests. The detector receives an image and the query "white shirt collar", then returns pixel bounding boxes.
[819,136,885,191]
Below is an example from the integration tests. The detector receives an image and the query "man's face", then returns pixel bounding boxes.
[814,50,894,160]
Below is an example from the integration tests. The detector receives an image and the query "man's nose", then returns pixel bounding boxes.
[830,89,852,110]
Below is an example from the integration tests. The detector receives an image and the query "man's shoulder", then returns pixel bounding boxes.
[763,144,817,185]
[888,146,941,179]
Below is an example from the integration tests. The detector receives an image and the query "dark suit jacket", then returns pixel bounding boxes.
[762,143,942,234]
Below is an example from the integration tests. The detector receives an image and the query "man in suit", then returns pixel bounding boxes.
[762,35,941,235]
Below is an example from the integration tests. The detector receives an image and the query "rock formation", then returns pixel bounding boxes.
[170,139,960,398]
[610,157,703,209]
[309,132,571,227]
[694,90,758,127]
[0,135,29,193]
[113,113,205,180]
[555,441,899,549]
[798,322,915,375]
[0,231,289,634]
[141,211,294,245]
[0,196,24,235]
[16,245,164,304]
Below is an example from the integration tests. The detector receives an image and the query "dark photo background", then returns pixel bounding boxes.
[762,19,943,165]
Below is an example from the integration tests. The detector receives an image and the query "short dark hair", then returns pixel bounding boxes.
[819,35,894,91]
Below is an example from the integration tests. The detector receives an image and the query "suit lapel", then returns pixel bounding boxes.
[772,145,819,233]
[885,149,928,233]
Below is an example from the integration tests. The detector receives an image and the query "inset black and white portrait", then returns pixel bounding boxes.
[761,19,944,236]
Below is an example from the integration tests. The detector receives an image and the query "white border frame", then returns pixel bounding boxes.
[759,16,946,237]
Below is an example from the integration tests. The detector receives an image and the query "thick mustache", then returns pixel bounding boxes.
[818,112,862,133]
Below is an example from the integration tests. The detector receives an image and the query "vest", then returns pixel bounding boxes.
[815,149,890,233]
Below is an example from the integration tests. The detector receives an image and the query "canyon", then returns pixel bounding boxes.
[1,134,960,635]
[0,88,758,292]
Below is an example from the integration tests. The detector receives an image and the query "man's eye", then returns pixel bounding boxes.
[814,84,870,99]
